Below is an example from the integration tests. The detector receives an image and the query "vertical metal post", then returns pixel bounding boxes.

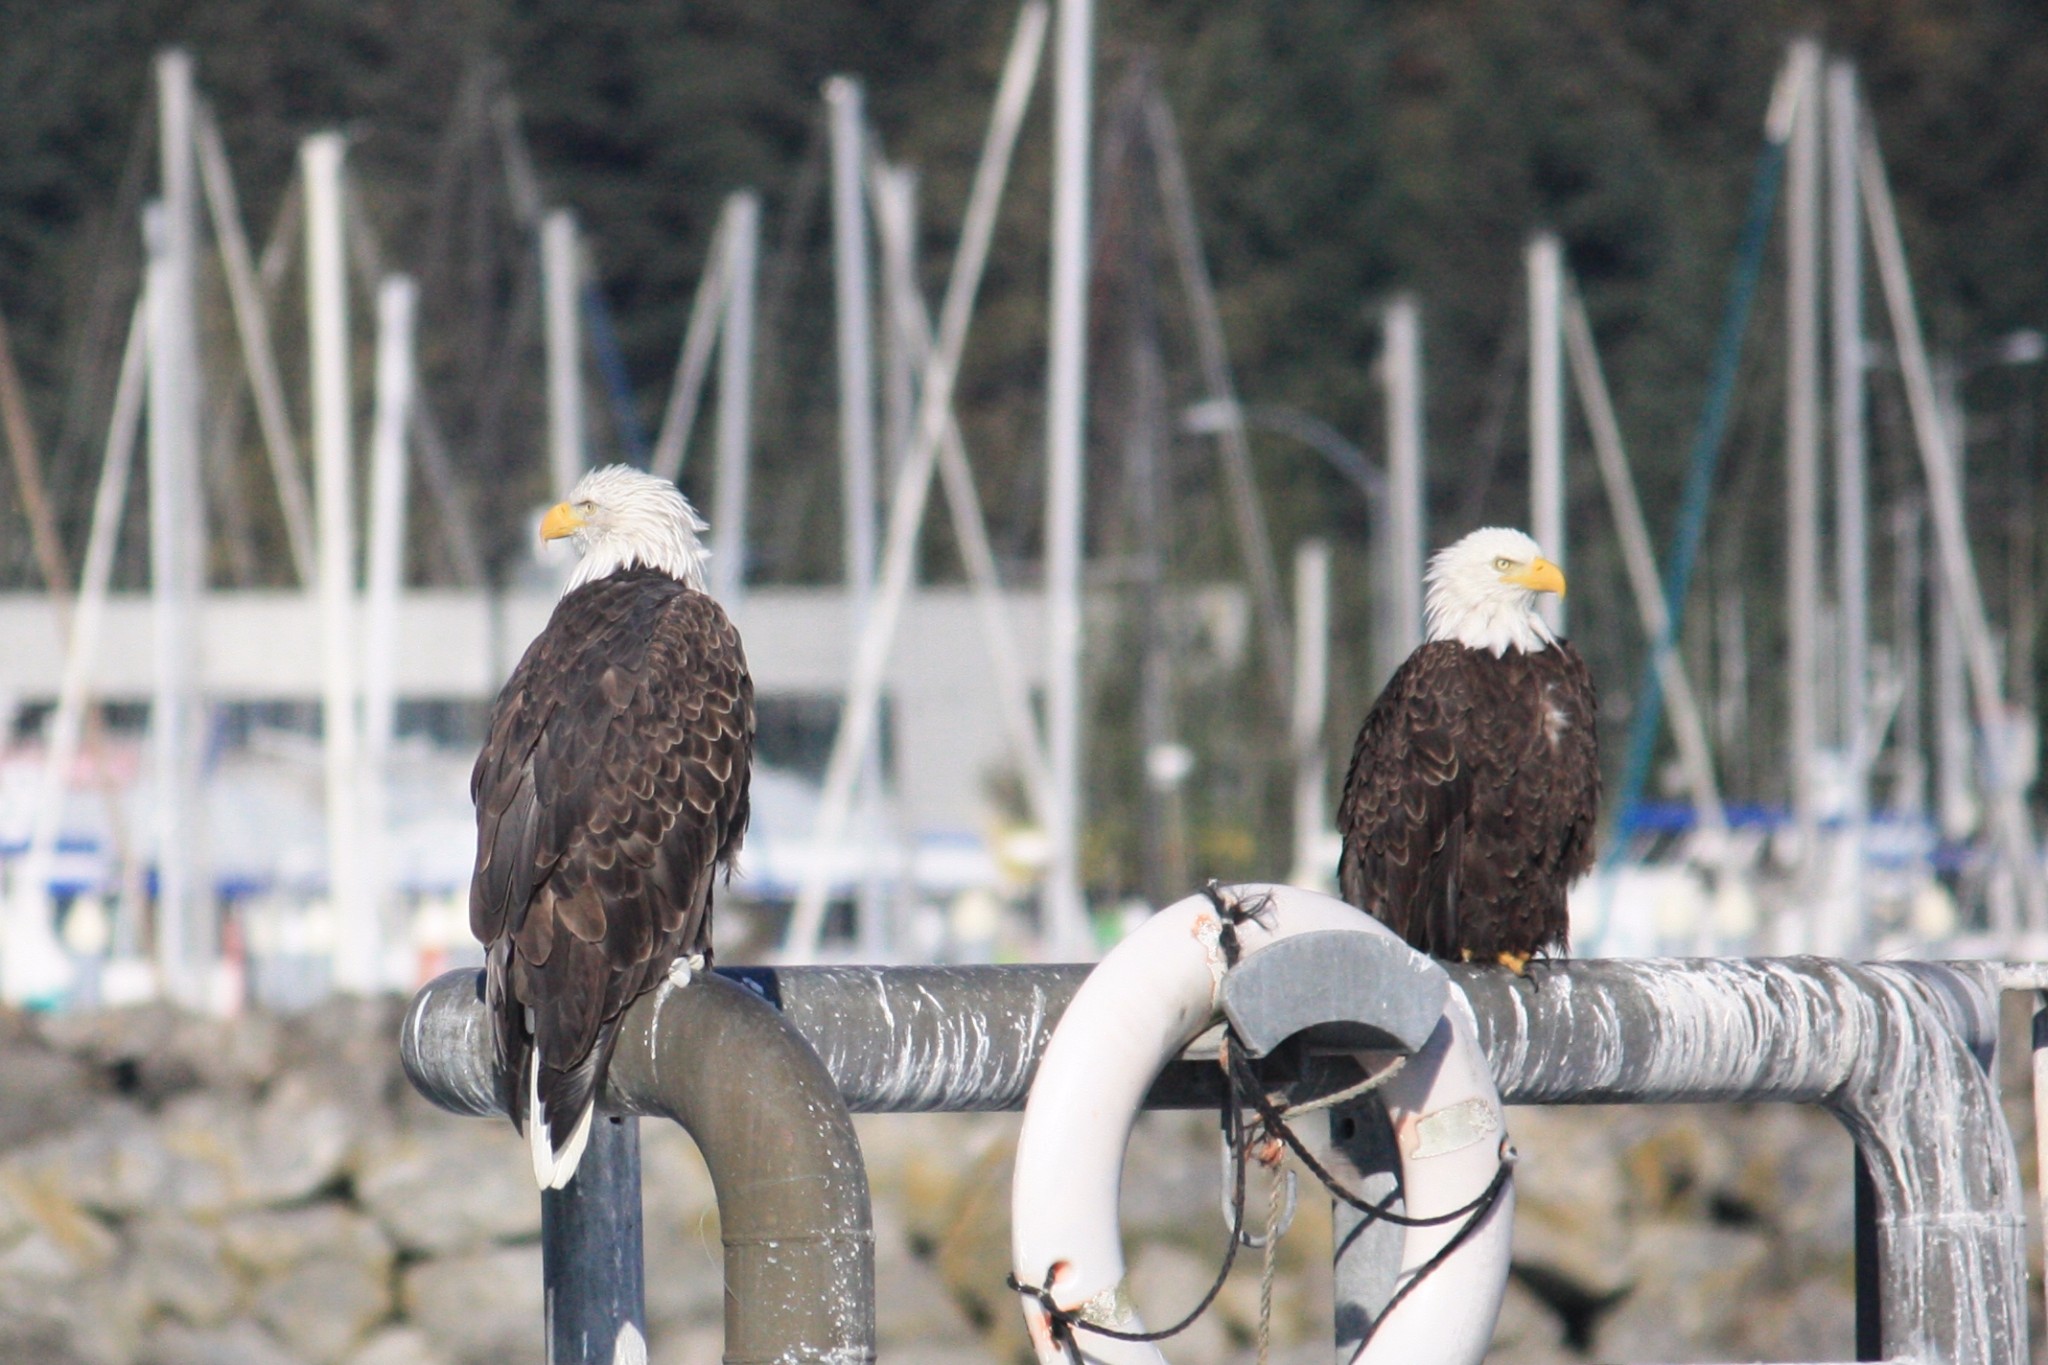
[648,211,731,485]
[1289,541,1331,891]
[1381,296,1425,684]
[1123,215,1186,907]
[1829,59,1870,952]
[1784,36,1824,937]
[1563,284,1731,887]
[1861,112,2048,930]
[1044,0,1094,959]
[304,132,368,994]
[1892,498,1927,818]
[194,103,316,586]
[1328,1098,1404,1363]
[361,275,416,995]
[711,192,758,607]
[150,49,211,1007]
[541,1115,647,1365]
[2030,995,2048,1332]
[543,209,587,500]
[1931,364,1978,851]
[1852,1145,1881,1360]
[879,166,919,489]
[1145,86,1292,703]
[826,77,891,960]
[779,5,1049,962]
[1527,233,1565,637]
[1934,554,1977,844]
[8,302,147,1004]
[827,77,880,607]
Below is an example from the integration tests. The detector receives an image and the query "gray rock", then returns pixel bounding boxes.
[1483,1274,1576,1364]
[871,1201,985,1354]
[875,1345,1004,1365]
[1125,1241,1233,1365]
[644,1323,722,1365]
[1117,1111,1226,1241]
[0,1269,143,1364]
[400,1244,543,1365]
[140,1319,307,1365]
[639,1118,725,1333]
[1502,1105,1636,1299]
[218,1211,397,1358]
[124,1215,243,1328]
[254,1254,395,1364]
[5,1100,173,1217]
[219,1204,393,1280]
[355,1121,538,1256]
[274,997,406,1118]
[1591,1221,1773,1361]
[1736,1269,1855,1361]
[344,1327,450,1365]
[0,1013,101,1151]
[220,1198,398,1361]
[638,1120,718,1233]
[922,1131,1019,1360]
[155,1075,354,1216]
[0,1313,90,1365]
[38,1005,282,1104]
[0,1176,120,1282]
[1725,1103,1855,1258]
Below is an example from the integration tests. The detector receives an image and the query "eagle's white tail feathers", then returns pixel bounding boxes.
[611,1322,648,1365]
[528,1050,598,1190]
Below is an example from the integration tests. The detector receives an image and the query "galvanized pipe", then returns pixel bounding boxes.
[749,957,2025,1362]
[403,971,874,1365]
[406,957,2024,1365]
[542,1116,646,1364]
[1450,957,2023,1365]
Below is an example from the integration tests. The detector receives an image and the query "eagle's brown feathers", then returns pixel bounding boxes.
[1337,638,1598,964]
[470,567,752,1179]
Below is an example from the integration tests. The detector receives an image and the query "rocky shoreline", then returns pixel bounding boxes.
[0,995,2034,1363]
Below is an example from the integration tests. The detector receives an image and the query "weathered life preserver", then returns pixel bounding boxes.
[1009,883,1514,1365]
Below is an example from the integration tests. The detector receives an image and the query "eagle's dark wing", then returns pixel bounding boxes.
[1555,642,1601,884]
[1336,641,1474,956]
[1447,640,1599,961]
[1532,642,1600,912]
[469,572,752,1177]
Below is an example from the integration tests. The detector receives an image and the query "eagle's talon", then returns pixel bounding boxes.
[1497,951,1531,976]
[667,953,706,989]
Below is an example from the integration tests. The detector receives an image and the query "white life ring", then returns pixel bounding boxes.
[1009,883,1514,1365]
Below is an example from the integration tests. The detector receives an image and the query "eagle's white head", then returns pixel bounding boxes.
[1423,526,1567,656]
[540,465,711,593]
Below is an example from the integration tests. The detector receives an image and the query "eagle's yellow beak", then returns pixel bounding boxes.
[1509,556,1566,599]
[540,502,584,543]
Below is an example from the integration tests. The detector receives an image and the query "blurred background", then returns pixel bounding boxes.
[0,1,2046,1361]
[4,0,2048,986]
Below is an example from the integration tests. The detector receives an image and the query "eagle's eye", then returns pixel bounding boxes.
[1494,556,1515,571]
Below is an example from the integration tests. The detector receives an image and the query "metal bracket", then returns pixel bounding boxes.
[1221,927,1448,1058]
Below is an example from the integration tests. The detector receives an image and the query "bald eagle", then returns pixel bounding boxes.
[470,465,754,1188]
[1336,527,1598,972]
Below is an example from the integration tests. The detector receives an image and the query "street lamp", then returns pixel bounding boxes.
[1180,398,1385,505]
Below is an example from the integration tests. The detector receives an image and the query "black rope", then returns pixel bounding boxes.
[1007,1018,1263,1352]
[1202,880,1273,970]
[1008,881,1513,1358]
[1225,1042,1502,1228]
[1346,1148,1516,1362]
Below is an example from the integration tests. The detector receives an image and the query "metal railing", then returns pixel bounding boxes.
[401,955,2035,1364]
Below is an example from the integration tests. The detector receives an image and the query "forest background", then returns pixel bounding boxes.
[1,0,2044,894]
